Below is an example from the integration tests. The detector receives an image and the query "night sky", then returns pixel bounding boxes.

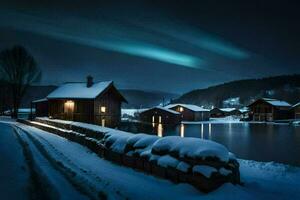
[0,0,299,93]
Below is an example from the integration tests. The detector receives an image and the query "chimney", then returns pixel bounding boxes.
[86,75,93,88]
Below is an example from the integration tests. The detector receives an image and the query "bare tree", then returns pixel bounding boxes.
[0,80,12,114]
[0,46,41,118]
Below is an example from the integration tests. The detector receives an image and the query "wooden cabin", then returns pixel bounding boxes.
[292,102,300,119]
[221,108,242,116]
[46,76,127,127]
[247,98,292,121]
[164,104,210,121]
[210,108,241,118]
[209,108,225,118]
[139,106,181,124]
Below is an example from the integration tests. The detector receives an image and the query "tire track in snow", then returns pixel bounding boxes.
[14,126,93,200]
[13,127,60,200]
[15,124,128,200]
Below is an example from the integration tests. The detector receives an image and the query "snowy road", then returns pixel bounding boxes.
[0,122,30,199]
[1,120,300,200]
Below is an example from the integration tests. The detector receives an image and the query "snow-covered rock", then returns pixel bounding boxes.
[193,165,217,178]
[151,136,230,162]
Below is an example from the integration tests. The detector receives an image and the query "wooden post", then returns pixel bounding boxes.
[30,101,33,120]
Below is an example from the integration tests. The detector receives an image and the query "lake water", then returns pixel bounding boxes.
[119,122,300,166]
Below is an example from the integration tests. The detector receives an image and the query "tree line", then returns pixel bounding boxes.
[174,74,300,108]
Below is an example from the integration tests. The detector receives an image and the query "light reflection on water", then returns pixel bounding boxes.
[120,122,300,166]
[201,124,204,139]
[180,124,184,137]
[157,123,163,137]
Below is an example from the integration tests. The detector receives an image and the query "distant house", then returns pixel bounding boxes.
[164,104,210,121]
[209,108,225,118]
[220,108,242,116]
[292,102,300,119]
[45,76,127,127]
[210,108,242,118]
[239,107,249,118]
[139,106,181,124]
[247,98,292,121]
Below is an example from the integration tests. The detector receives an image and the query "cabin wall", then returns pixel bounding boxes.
[169,105,195,121]
[210,108,225,118]
[48,99,94,123]
[140,108,181,124]
[94,88,122,127]
[273,108,293,120]
[194,111,210,121]
[35,101,48,117]
[295,106,300,119]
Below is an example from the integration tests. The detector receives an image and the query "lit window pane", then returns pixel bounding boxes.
[100,106,106,113]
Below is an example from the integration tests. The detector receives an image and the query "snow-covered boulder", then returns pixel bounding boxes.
[151,136,230,162]
[100,129,240,192]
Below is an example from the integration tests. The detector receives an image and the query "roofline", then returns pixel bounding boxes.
[61,80,113,84]
[95,81,128,103]
[47,97,96,100]
[46,80,127,103]
[293,102,300,108]
[247,98,291,108]
[140,106,181,115]
[32,98,48,103]
[166,103,209,112]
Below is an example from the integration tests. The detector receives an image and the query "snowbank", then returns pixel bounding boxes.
[24,117,240,192]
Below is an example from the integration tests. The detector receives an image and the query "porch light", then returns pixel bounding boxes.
[179,107,184,112]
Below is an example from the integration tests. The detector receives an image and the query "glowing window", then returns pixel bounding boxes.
[179,107,184,112]
[100,106,106,113]
[64,100,74,113]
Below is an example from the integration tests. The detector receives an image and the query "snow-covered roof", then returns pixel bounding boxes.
[239,109,249,113]
[47,81,113,99]
[292,101,300,108]
[262,98,291,107]
[142,106,181,115]
[220,108,237,112]
[165,104,209,112]
[32,98,48,103]
[248,98,292,108]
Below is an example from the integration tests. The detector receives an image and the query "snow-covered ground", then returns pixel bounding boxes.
[1,120,300,199]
